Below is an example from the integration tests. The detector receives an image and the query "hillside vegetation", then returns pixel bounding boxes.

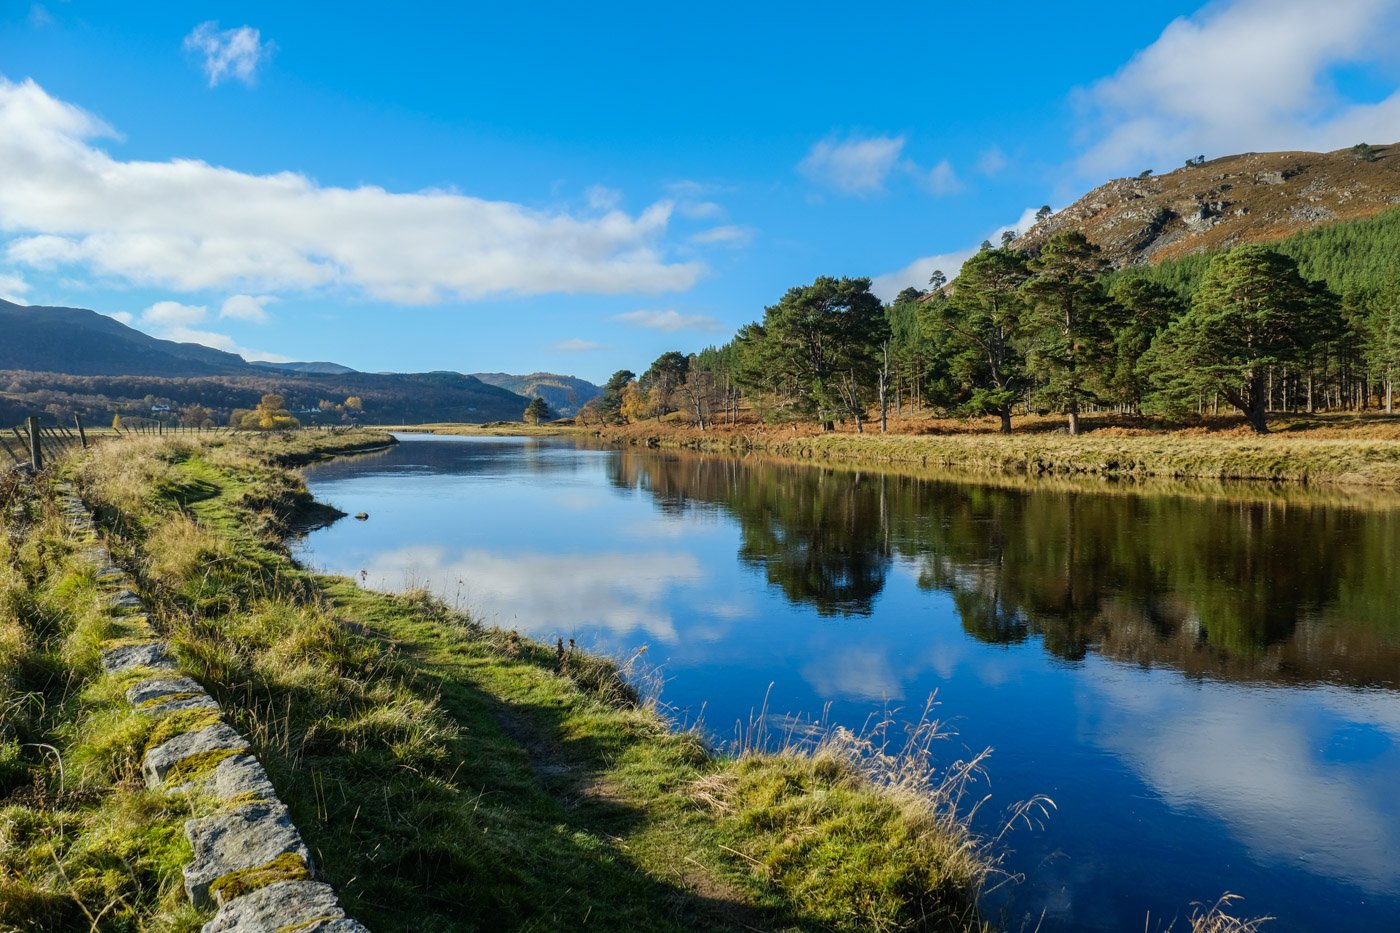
[0,300,533,425]
[468,372,601,417]
[1012,142,1400,266]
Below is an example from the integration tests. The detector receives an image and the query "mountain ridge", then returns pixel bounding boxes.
[1012,143,1400,266]
[0,300,531,424]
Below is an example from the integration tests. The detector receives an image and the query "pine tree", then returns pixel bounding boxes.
[1020,231,1116,434]
[1144,246,1338,432]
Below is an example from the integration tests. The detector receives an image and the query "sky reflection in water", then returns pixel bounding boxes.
[299,435,1400,932]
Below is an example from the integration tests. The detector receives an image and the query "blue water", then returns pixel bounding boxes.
[298,434,1400,931]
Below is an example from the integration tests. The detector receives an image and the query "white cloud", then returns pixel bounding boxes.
[613,309,723,332]
[103,310,134,325]
[28,5,52,28]
[0,271,30,302]
[666,180,732,220]
[872,207,1042,301]
[799,134,906,196]
[1075,0,1400,177]
[976,146,1008,176]
[919,159,963,196]
[676,199,725,220]
[142,300,206,326]
[155,323,291,362]
[219,293,274,322]
[0,79,704,303]
[689,225,753,247]
[553,338,605,352]
[184,22,274,88]
[135,298,287,361]
[585,185,622,211]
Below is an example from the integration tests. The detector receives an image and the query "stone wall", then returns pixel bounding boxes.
[57,483,368,933]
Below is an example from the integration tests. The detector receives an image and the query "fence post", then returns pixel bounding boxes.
[75,414,88,449]
[27,416,43,471]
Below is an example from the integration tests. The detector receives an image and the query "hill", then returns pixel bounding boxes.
[468,371,600,416]
[0,300,530,425]
[1014,143,1400,267]
[0,300,251,376]
[252,360,359,375]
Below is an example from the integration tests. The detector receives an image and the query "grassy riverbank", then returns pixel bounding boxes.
[0,430,1001,931]
[0,472,204,930]
[601,414,1400,487]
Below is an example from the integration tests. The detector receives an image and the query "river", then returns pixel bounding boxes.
[297,433,1400,931]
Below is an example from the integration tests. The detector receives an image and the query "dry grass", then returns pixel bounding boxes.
[601,412,1400,488]
[1182,894,1273,932]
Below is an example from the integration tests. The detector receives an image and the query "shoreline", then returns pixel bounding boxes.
[50,429,999,931]
[595,421,1400,488]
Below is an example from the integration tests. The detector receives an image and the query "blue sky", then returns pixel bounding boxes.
[3,1,1400,383]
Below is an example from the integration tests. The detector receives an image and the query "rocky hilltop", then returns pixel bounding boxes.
[1015,143,1400,266]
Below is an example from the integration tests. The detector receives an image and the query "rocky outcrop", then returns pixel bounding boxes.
[56,484,368,933]
[1013,144,1400,266]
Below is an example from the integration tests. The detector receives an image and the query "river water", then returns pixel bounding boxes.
[297,434,1400,931]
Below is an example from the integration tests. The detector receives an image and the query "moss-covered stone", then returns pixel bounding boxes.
[208,851,312,903]
[164,746,239,787]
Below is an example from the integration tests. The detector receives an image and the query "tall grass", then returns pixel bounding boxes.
[0,476,202,931]
[60,431,1016,931]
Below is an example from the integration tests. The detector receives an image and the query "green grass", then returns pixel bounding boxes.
[59,431,997,932]
[0,475,206,932]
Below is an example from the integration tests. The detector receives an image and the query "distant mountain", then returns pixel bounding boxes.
[0,300,530,424]
[1013,143,1400,267]
[468,372,600,417]
[0,300,251,376]
[252,360,359,375]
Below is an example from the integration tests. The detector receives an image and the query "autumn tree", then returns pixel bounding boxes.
[595,370,635,424]
[180,403,212,427]
[619,381,649,422]
[240,392,300,431]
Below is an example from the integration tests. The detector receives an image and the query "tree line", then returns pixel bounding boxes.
[590,210,1400,435]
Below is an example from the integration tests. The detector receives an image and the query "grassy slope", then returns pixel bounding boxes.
[0,473,204,932]
[62,431,993,932]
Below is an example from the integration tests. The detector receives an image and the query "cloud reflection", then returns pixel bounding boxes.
[350,545,707,641]
[1084,664,1400,896]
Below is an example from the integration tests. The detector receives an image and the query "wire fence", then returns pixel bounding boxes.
[3,415,345,473]
[1,416,85,472]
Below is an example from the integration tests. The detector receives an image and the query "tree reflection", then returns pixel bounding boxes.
[610,451,891,615]
[614,448,1400,687]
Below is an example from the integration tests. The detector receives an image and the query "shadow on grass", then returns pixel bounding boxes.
[206,585,804,933]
